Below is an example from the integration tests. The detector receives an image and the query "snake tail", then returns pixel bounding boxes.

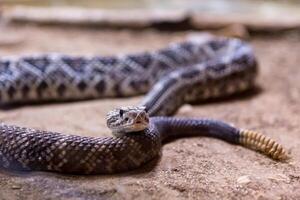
[239,129,289,160]
[153,117,288,161]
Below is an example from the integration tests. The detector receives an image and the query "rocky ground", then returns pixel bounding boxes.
[0,24,299,200]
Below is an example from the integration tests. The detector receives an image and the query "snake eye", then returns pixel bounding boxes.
[119,109,124,117]
[124,117,129,121]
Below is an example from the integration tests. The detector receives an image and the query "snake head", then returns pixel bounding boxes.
[106,106,149,136]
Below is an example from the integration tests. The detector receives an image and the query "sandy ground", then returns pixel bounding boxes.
[0,24,299,200]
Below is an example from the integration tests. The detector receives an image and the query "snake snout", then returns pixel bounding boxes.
[135,110,149,124]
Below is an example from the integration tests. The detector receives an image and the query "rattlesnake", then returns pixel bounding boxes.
[0,34,288,174]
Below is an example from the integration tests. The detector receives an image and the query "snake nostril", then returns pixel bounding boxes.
[136,116,147,124]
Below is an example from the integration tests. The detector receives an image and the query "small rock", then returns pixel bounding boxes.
[171,168,180,172]
[268,174,290,183]
[216,24,250,40]
[11,185,21,190]
[237,175,252,184]
[178,104,193,114]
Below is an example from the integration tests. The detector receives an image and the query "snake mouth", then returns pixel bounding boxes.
[127,122,149,130]
[112,122,148,134]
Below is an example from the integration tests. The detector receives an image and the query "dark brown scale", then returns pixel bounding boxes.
[36,80,49,97]
[0,61,11,73]
[126,54,152,69]
[62,57,87,73]
[120,65,134,74]
[77,81,88,91]
[23,56,51,73]
[57,84,67,96]
[129,79,149,93]
[94,79,106,93]
[112,83,124,97]
[97,56,118,66]
[7,86,16,99]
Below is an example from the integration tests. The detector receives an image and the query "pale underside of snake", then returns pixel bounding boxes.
[0,34,288,174]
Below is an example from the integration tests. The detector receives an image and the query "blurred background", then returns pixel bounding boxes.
[1,0,300,33]
[2,0,300,12]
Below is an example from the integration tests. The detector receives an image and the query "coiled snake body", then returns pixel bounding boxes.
[0,35,288,174]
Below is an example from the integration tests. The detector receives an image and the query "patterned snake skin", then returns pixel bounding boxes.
[0,35,288,174]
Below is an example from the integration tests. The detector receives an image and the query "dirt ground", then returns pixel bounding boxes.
[0,24,299,200]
